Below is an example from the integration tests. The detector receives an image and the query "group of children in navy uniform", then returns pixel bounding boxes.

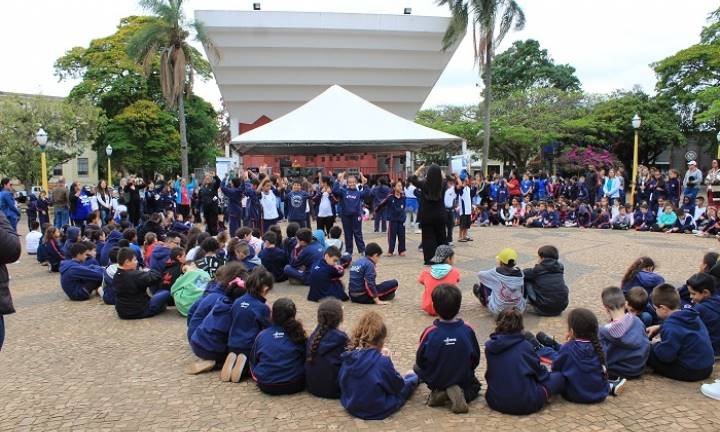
[23,169,720,420]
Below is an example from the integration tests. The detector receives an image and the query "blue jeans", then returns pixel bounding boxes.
[684,187,699,201]
[5,215,17,233]
[54,207,69,228]
[143,290,171,318]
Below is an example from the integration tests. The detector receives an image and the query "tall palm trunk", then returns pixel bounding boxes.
[178,93,189,179]
[482,41,493,176]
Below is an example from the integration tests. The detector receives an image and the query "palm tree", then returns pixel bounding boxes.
[438,0,525,175]
[127,0,219,179]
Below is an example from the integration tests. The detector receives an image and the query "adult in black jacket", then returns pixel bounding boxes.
[409,164,447,265]
[0,212,22,350]
[124,178,146,226]
[113,247,169,319]
[199,174,221,236]
[523,245,569,316]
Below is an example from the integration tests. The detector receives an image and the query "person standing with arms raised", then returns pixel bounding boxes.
[409,165,447,266]
[0,212,22,350]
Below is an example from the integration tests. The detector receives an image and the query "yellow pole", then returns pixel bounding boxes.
[717,142,720,160]
[40,151,48,194]
[107,157,112,186]
[630,130,639,206]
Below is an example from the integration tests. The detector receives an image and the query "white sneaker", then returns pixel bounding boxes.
[701,381,720,400]
[414,229,421,234]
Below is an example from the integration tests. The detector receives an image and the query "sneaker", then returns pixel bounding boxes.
[414,229,422,234]
[466,236,473,241]
[399,252,406,257]
[230,353,248,383]
[523,331,542,351]
[446,385,468,414]
[536,332,561,351]
[448,242,454,247]
[609,377,627,396]
[427,389,449,407]
[220,353,237,382]
[185,360,216,375]
[701,380,720,400]
[472,284,487,306]
[385,252,394,257]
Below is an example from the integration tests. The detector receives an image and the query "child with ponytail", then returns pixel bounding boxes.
[250,298,307,395]
[305,298,349,398]
[339,311,419,420]
[620,256,664,296]
[186,265,249,375]
[186,262,248,343]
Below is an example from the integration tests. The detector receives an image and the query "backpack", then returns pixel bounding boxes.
[170,269,211,316]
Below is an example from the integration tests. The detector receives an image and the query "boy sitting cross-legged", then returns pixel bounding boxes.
[598,286,650,380]
[414,284,481,414]
[646,284,714,381]
[686,273,720,357]
[59,242,105,301]
[113,247,170,320]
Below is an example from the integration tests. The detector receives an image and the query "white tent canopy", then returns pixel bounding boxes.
[231,85,463,155]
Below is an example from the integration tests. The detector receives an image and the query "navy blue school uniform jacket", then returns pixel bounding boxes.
[414,320,480,393]
[190,296,233,356]
[599,314,650,378]
[61,227,81,258]
[375,193,406,222]
[305,328,349,398]
[220,181,244,218]
[339,348,408,420]
[652,308,714,371]
[484,332,558,415]
[307,260,348,302]
[621,271,665,296]
[332,183,370,217]
[259,246,288,282]
[102,264,118,305]
[228,293,271,354]
[250,325,306,385]
[551,340,609,404]
[100,230,123,266]
[285,190,312,222]
[288,240,324,273]
[694,295,720,356]
[59,259,104,301]
[186,281,226,342]
[348,256,381,298]
[632,210,655,228]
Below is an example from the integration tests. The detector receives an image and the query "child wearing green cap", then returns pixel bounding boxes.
[473,248,525,314]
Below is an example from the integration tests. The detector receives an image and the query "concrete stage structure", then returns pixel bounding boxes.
[195,9,463,177]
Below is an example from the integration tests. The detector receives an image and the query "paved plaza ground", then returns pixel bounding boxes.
[1,225,720,431]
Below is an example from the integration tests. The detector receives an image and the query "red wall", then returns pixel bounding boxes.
[238,118,405,178]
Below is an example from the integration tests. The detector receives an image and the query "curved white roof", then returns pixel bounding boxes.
[195,10,462,122]
[231,85,463,155]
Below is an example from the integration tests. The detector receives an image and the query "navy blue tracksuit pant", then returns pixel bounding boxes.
[341,214,365,255]
[387,221,405,254]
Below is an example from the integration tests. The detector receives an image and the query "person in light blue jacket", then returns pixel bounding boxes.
[602,169,622,200]
[0,178,20,232]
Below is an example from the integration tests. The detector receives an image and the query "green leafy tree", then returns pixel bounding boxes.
[562,89,685,168]
[438,0,525,175]
[185,95,220,169]
[55,14,221,177]
[0,94,103,188]
[104,100,180,176]
[126,0,219,180]
[653,7,720,131]
[492,39,581,96]
[416,106,481,164]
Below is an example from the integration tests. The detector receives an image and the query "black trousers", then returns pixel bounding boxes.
[316,216,335,234]
[421,221,447,265]
[204,210,219,235]
[445,209,455,243]
[647,350,712,382]
[258,378,305,395]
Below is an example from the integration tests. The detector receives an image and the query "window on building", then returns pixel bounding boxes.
[77,158,89,176]
[52,166,63,176]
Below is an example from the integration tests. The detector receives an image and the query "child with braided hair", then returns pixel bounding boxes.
[339,311,419,420]
[305,298,349,398]
[528,308,623,402]
[250,298,307,395]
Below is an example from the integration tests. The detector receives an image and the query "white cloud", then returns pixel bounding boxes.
[0,0,716,109]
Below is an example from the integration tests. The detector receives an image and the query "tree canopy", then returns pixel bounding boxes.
[653,7,720,131]
[54,14,219,178]
[492,39,581,96]
[0,94,104,188]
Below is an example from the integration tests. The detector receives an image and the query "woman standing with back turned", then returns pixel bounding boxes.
[409,164,447,265]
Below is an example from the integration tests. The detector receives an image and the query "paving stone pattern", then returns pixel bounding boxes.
[1,225,720,431]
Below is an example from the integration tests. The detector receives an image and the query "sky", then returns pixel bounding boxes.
[0,0,716,109]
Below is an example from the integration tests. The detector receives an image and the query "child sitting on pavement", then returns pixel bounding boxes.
[418,245,460,316]
[414,284,481,414]
[523,245,569,317]
[113,247,169,320]
[473,248,525,314]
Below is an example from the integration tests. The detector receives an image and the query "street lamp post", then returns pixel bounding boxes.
[716,131,720,159]
[630,114,641,206]
[36,128,49,193]
[105,145,113,186]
